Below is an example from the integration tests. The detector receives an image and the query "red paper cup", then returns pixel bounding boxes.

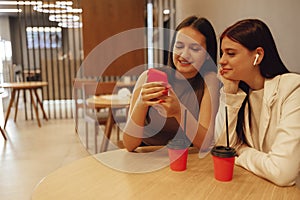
[212,155,235,181]
[168,148,188,171]
[211,146,236,182]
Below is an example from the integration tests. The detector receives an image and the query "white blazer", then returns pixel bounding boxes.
[215,73,300,186]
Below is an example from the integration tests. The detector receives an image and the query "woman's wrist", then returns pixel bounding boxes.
[135,98,149,110]
[221,79,240,94]
[223,85,238,94]
[174,111,181,125]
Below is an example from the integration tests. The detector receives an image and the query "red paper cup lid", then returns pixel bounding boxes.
[211,146,236,158]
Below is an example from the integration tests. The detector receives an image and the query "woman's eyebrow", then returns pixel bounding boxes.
[222,48,236,52]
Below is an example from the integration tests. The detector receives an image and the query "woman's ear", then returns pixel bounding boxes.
[254,47,264,65]
[253,54,259,66]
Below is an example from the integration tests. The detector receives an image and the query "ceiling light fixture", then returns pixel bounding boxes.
[49,14,80,22]
[0,1,42,6]
[26,27,62,33]
[56,1,73,6]
[33,3,71,14]
[163,9,170,15]
[0,9,22,13]
[68,8,82,13]
[58,21,82,29]
[33,1,82,14]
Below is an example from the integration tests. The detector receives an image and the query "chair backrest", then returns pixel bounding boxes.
[82,81,118,112]
[82,81,117,99]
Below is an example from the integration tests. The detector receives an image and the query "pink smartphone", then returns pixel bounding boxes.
[147,68,169,99]
[147,68,168,84]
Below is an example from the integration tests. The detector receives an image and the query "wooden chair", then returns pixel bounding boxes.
[73,79,96,133]
[82,82,127,153]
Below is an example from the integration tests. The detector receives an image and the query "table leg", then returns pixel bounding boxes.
[95,122,99,153]
[99,108,115,153]
[0,126,7,140]
[4,89,16,129]
[29,89,41,127]
[33,88,48,121]
[13,89,20,122]
[23,89,28,120]
[74,88,79,133]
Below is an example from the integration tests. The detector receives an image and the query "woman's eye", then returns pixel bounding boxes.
[189,44,202,52]
[191,46,202,52]
[174,43,184,49]
[227,52,235,56]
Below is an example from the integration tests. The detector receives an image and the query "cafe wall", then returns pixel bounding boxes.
[1,1,84,119]
[81,0,146,77]
[0,16,12,84]
[0,16,10,41]
[176,0,300,73]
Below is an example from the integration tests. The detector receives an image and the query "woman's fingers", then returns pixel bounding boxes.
[141,82,168,101]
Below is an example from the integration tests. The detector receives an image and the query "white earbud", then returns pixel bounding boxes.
[253,54,259,66]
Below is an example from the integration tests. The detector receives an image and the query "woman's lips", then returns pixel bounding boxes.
[178,59,192,66]
[221,67,232,72]
[222,68,231,72]
[220,67,232,75]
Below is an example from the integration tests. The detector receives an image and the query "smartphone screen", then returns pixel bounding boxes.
[147,68,168,84]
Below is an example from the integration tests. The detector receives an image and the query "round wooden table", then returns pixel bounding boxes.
[1,81,48,128]
[31,147,300,200]
[86,94,130,152]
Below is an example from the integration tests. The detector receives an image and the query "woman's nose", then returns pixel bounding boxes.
[181,47,190,58]
[219,55,226,66]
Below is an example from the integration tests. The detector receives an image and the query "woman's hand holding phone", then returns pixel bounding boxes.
[144,69,181,119]
[136,69,169,109]
[146,68,169,101]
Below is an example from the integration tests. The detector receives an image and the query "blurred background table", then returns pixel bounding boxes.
[73,78,135,133]
[31,148,300,200]
[0,81,48,128]
[86,94,130,152]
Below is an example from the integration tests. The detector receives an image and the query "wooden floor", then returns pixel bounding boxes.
[0,92,126,200]
[0,117,90,200]
[0,97,97,200]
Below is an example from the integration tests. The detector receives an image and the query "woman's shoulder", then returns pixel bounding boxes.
[280,72,300,79]
[136,70,148,81]
[267,73,300,83]
[266,73,300,98]
[133,70,148,90]
[274,73,300,86]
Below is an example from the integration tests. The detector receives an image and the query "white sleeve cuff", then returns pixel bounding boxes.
[220,87,247,108]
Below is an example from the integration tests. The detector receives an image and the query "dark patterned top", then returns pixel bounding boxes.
[142,66,204,146]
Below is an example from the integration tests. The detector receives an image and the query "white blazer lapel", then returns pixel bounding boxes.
[244,102,254,147]
[258,76,280,149]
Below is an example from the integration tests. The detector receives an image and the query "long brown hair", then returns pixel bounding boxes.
[220,19,289,145]
[167,16,217,105]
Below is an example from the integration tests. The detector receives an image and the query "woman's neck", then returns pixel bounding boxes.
[175,71,198,80]
[245,73,265,90]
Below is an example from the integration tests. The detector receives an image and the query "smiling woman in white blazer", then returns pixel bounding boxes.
[215,19,300,186]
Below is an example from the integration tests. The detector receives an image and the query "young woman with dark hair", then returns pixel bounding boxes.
[123,16,219,152]
[215,19,300,186]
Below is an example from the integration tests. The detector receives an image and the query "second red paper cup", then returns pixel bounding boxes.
[168,148,188,171]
